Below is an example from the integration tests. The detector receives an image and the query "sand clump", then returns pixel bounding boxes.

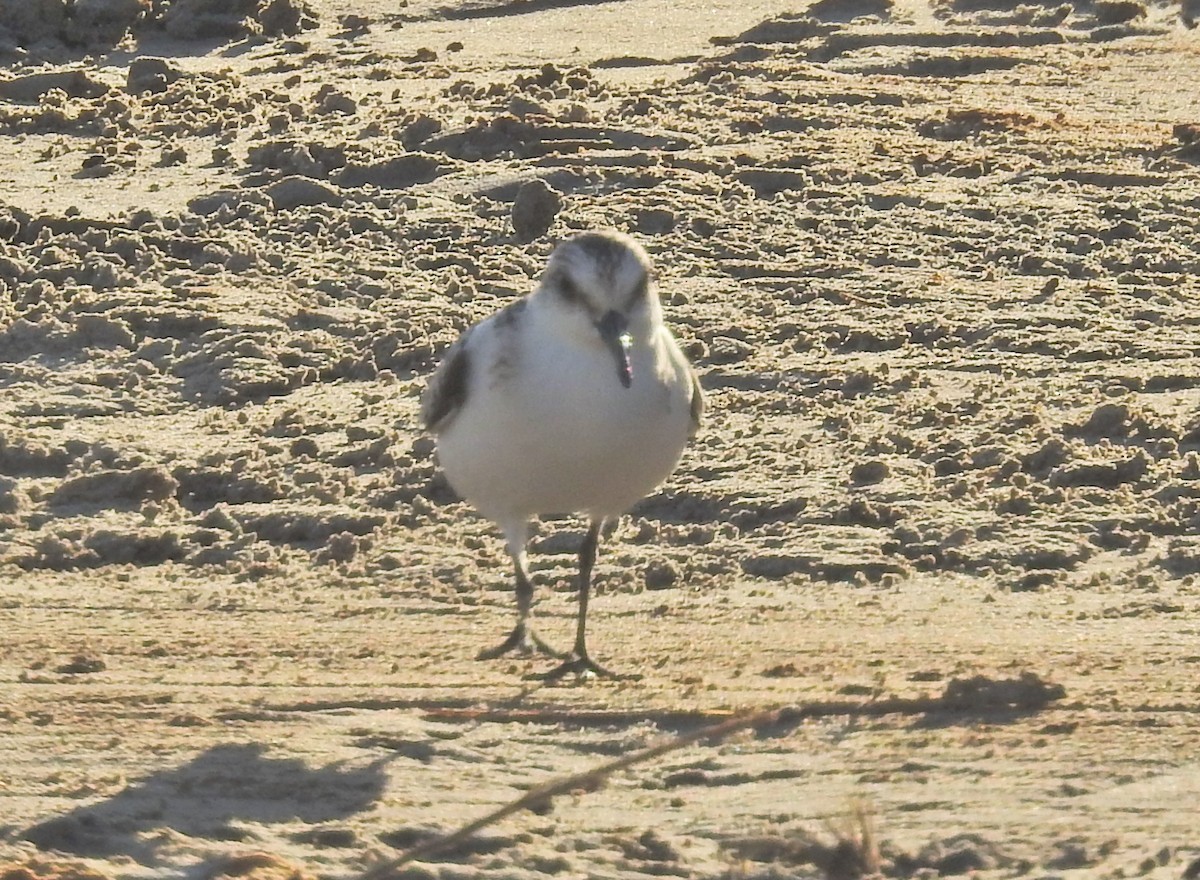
[0,0,317,52]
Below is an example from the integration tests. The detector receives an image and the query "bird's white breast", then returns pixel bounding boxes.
[434,304,693,523]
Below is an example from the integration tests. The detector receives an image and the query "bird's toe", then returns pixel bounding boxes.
[478,624,564,660]
[534,653,640,682]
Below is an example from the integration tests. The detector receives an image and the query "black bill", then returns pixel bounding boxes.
[596,309,633,388]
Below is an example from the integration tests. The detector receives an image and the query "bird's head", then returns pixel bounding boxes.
[537,230,661,389]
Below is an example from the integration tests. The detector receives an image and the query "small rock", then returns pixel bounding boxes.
[511,178,562,242]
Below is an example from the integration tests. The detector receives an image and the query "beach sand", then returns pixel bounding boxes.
[1,1,1199,877]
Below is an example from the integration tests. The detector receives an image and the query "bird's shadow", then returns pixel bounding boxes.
[20,743,391,865]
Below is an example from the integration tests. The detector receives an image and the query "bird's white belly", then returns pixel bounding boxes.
[435,342,690,521]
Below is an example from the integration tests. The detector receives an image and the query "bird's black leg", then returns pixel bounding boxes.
[539,519,638,681]
[478,534,563,660]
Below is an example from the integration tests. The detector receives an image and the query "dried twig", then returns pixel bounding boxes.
[419,707,740,726]
[361,707,784,880]
[360,673,1063,880]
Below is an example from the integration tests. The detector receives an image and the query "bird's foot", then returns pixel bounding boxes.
[534,652,641,682]
[477,624,564,660]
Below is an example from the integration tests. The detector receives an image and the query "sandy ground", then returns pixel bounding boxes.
[2,0,1200,878]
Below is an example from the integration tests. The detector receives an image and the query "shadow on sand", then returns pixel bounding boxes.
[22,743,391,865]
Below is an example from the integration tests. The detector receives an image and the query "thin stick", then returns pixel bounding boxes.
[361,674,1063,880]
[361,707,786,880]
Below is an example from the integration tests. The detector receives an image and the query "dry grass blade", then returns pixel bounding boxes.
[420,707,741,726]
[360,707,785,880]
[360,673,1063,879]
[820,799,882,880]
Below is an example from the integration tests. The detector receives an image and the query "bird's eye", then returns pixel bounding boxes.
[630,275,650,303]
[558,273,583,304]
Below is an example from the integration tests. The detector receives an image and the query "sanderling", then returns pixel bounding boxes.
[421,229,703,679]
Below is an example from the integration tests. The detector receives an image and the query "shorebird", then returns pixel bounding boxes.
[421,230,703,679]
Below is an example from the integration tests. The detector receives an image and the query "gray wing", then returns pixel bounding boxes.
[420,330,473,434]
[687,366,704,438]
[665,329,704,438]
[420,300,527,434]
